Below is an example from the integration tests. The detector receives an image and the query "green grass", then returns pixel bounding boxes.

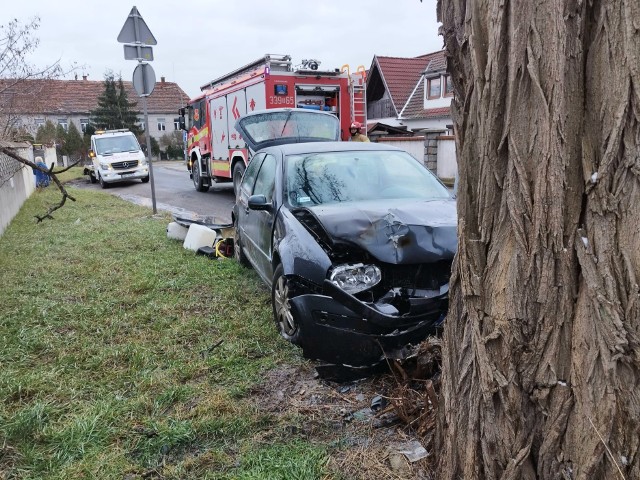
[0,186,329,479]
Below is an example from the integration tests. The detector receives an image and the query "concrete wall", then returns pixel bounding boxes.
[0,143,35,236]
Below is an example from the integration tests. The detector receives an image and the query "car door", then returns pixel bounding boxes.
[243,153,278,282]
[236,152,265,261]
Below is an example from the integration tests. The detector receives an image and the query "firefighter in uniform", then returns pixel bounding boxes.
[349,121,370,142]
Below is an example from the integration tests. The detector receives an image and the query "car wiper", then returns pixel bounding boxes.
[101,153,113,156]
[280,110,293,137]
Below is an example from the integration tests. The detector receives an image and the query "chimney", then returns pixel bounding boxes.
[161,76,166,83]
[82,75,88,81]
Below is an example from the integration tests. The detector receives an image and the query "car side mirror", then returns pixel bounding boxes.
[248,194,272,211]
[178,108,188,131]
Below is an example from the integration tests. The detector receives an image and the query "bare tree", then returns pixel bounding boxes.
[0,17,78,221]
[436,1,639,478]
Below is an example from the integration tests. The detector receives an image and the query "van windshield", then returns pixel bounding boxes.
[95,135,140,155]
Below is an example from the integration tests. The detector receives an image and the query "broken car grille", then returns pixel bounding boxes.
[378,261,452,292]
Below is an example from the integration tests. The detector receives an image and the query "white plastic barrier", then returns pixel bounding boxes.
[167,222,189,241]
[183,223,218,252]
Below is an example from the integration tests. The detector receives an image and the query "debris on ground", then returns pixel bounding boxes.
[249,337,442,479]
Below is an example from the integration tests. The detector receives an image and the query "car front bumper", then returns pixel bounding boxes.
[290,280,448,368]
[99,167,149,183]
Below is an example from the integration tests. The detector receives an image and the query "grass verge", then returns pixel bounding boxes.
[0,186,330,479]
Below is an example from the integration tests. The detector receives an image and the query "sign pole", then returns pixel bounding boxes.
[141,95,157,214]
[119,6,158,215]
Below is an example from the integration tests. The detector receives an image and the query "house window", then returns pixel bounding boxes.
[35,118,45,128]
[157,118,166,131]
[80,119,89,133]
[174,118,180,130]
[139,121,145,132]
[444,75,454,97]
[57,119,69,131]
[427,77,441,99]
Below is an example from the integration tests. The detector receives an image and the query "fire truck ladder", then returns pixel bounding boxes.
[349,66,367,126]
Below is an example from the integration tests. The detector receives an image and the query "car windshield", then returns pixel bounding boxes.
[95,135,140,155]
[285,150,451,207]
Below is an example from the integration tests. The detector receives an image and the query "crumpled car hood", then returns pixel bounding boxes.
[305,199,457,263]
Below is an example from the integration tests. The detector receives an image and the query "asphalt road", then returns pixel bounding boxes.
[72,161,236,224]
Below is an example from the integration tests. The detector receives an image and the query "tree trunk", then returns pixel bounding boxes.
[436,1,640,479]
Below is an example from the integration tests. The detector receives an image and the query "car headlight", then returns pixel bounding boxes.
[329,263,381,294]
[99,162,111,170]
[140,158,148,166]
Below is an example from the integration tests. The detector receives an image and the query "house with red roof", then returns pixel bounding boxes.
[0,76,189,144]
[365,50,456,178]
[366,49,452,131]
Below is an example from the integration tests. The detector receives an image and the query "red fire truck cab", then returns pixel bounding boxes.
[179,54,366,195]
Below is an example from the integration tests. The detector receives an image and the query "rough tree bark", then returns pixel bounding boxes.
[437,0,639,479]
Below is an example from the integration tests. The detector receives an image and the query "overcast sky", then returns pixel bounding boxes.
[5,0,443,99]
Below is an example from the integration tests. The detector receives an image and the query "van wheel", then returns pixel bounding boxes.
[141,176,150,183]
[232,162,245,197]
[89,173,97,184]
[192,160,209,192]
[98,173,109,189]
[272,264,303,346]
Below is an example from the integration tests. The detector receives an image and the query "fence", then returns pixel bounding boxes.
[376,134,458,182]
[0,142,35,236]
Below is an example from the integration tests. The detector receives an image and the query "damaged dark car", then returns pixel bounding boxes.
[232,109,457,375]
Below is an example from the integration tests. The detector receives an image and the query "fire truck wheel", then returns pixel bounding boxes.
[192,160,209,192]
[232,162,246,197]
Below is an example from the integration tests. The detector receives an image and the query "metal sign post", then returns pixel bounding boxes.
[118,6,158,214]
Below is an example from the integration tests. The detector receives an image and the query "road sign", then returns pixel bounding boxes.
[117,7,157,45]
[124,44,154,61]
[133,63,156,97]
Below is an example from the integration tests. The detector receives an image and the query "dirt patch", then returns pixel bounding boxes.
[249,339,442,479]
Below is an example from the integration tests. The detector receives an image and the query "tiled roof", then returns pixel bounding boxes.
[0,78,189,116]
[373,50,445,112]
[424,55,447,75]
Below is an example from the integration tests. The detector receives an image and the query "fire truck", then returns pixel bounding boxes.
[178,54,367,194]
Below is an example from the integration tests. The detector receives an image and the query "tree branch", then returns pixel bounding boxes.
[0,146,77,222]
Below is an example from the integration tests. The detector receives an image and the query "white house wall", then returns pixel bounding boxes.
[22,114,182,143]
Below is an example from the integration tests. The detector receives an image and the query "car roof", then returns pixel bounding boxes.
[261,141,406,156]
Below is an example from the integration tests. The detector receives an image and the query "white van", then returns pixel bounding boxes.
[84,129,149,188]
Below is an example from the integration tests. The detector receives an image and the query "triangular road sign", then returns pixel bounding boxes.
[117,7,157,45]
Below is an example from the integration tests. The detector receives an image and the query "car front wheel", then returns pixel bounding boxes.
[233,218,251,268]
[272,264,302,345]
